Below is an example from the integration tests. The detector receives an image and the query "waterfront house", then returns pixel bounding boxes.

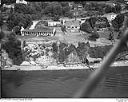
[21,27,56,37]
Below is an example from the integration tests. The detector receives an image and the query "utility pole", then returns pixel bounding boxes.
[0,1,3,70]
[74,3,77,21]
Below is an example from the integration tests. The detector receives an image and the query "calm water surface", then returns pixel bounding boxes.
[2,66,128,98]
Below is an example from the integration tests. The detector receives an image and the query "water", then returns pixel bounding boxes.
[2,66,128,98]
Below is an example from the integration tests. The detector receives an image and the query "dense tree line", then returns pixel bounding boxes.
[2,2,73,31]
[7,12,32,31]
[52,42,90,64]
[80,2,122,14]
[2,1,124,32]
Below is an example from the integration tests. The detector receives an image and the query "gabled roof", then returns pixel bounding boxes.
[65,20,80,26]
[22,27,53,33]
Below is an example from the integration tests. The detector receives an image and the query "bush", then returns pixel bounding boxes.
[89,44,128,60]
[88,45,113,58]
[88,33,99,41]
[76,42,90,61]
[13,26,21,35]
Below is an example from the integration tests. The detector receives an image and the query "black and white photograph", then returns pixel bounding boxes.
[0,0,128,99]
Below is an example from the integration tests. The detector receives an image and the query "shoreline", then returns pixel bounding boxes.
[2,60,128,71]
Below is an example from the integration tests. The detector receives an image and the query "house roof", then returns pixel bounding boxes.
[22,27,53,33]
[20,61,31,65]
[65,20,80,26]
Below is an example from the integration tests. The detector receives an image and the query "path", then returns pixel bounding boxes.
[2,60,128,71]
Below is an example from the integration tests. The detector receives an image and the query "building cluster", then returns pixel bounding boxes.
[21,11,117,36]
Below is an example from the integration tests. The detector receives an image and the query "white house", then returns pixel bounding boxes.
[102,13,117,22]
[16,0,27,4]
[3,4,14,9]
[59,17,75,25]
[48,21,61,27]
[64,20,80,32]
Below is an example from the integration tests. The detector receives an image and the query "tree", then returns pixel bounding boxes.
[108,29,114,41]
[80,19,94,33]
[76,42,89,62]
[80,1,87,7]
[44,3,62,18]
[61,25,66,33]
[104,5,112,13]
[58,42,68,63]
[80,18,99,41]
[0,14,3,28]
[40,2,49,9]
[113,3,121,13]
[111,13,124,32]
[88,45,112,58]
[52,15,60,21]
[52,42,58,53]
[1,32,23,65]
[13,26,21,35]
[61,3,73,17]
[14,3,36,14]
[7,13,32,30]
[43,2,73,19]
[125,4,128,10]
[0,32,5,41]
[110,0,126,4]
[60,2,69,7]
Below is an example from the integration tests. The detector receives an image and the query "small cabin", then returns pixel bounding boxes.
[64,20,80,32]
